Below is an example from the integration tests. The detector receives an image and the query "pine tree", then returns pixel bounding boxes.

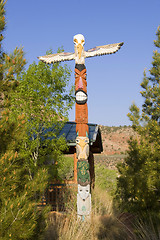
[0,0,6,115]
[0,2,49,239]
[0,2,73,239]
[140,26,160,123]
[0,0,5,83]
[116,26,160,216]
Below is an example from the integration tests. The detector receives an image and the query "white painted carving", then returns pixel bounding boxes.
[78,184,90,200]
[38,34,124,65]
[73,34,85,64]
[77,185,91,216]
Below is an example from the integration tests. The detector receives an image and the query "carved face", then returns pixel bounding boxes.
[76,136,89,160]
[75,68,87,93]
[78,184,90,201]
[73,34,85,60]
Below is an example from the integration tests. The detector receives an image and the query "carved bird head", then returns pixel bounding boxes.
[73,34,85,63]
[76,136,89,160]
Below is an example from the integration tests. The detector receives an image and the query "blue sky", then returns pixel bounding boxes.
[4,0,160,126]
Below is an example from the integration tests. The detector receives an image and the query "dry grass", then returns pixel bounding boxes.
[134,216,160,240]
[43,210,93,240]
[43,186,130,240]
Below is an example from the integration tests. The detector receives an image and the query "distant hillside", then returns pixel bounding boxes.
[99,125,136,155]
[93,125,137,170]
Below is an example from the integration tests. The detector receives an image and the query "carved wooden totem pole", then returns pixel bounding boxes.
[38,34,123,220]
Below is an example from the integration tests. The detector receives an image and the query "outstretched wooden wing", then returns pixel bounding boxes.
[38,52,75,64]
[85,42,124,58]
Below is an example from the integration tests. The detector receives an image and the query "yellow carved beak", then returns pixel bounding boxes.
[77,43,83,59]
[79,139,86,151]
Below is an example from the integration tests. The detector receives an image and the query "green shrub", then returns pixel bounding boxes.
[95,164,117,196]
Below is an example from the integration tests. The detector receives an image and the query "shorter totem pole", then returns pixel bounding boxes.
[38,34,123,220]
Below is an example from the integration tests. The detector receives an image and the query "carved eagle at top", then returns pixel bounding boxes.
[38,34,124,64]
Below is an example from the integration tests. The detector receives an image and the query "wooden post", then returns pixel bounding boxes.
[75,63,91,220]
[74,151,77,184]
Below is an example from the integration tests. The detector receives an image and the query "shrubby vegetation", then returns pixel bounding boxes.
[57,156,74,180]
[0,1,74,239]
[116,26,160,219]
[100,125,131,134]
[95,164,117,196]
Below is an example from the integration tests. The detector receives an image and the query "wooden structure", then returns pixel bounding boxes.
[41,122,103,211]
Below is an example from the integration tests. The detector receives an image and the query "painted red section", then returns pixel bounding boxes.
[75,65,88,136]
[75,64,95,188]
[75,68,87,93]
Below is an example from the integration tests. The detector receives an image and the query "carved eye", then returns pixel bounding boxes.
[86,190,89,192]
[74,39,78,44]
[76,139,80,144]
[81,39,85,44]
[85,139,89,143]
[80,189,82,192]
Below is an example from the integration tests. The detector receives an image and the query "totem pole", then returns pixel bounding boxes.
[38,34,123,220]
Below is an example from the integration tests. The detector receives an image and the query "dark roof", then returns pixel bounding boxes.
[58,122,103,153]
